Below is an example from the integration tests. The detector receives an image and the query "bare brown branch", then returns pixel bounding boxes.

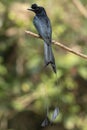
[72,0,87,18]
[25,30,87,59]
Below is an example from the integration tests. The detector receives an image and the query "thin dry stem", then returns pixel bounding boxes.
[25,30,87,59]
[72,0,87,18]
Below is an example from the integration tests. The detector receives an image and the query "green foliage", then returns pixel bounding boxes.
[0,0,87,130]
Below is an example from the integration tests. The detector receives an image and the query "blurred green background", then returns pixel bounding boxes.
[0,0,87,130]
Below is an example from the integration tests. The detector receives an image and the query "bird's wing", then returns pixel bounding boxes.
[33,16,52,44]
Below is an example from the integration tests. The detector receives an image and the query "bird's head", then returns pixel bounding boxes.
[27,4,46,15]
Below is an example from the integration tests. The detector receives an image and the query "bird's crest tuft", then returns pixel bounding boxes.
[31,4,38,9]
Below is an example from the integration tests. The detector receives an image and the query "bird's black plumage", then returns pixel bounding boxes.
[28,4,56,73]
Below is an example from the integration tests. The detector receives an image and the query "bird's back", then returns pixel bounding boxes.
[33,15,52,44]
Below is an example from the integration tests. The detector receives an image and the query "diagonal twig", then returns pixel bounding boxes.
[25,30,87,59]
[72,0,87,18]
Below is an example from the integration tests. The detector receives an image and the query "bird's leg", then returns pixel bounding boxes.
[38,34,42,38]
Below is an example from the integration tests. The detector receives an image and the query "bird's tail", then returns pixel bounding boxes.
[44,42,56,73]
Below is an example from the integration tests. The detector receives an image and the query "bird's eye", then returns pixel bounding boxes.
[36,7,40,10]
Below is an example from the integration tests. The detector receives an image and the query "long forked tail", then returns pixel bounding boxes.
[44,42,56,73]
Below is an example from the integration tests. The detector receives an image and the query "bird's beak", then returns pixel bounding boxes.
[27,8,35,11]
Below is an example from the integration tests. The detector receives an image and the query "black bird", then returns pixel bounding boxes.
[28,4,56,73]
